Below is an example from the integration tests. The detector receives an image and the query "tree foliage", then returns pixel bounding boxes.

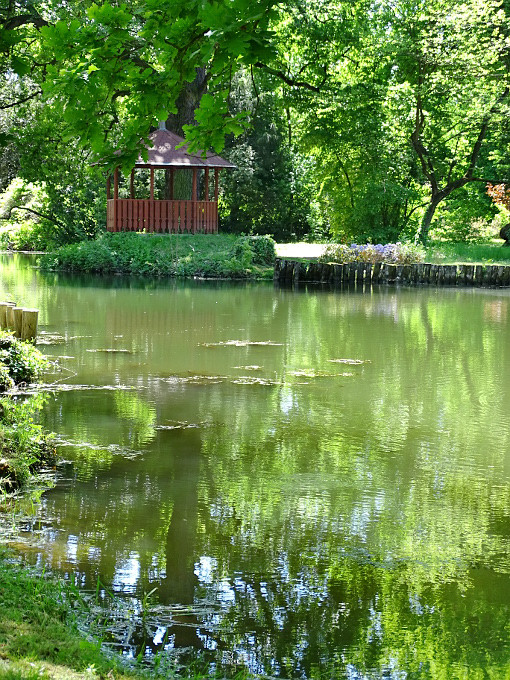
[0,0,510,243]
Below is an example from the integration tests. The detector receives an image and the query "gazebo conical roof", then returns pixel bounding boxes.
[134,128,236,170]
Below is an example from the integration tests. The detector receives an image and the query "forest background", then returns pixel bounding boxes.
[1,0,510,251]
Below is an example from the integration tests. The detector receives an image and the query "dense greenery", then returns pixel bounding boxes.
[39,233,276,278]
[0,0,509,245]
[0,332,52,490]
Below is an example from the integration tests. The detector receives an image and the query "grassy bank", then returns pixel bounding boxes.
[39,233,276,279]
[425,240,510,264]
[0,553,145,680]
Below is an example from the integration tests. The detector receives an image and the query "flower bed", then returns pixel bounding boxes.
[319,242,425,265]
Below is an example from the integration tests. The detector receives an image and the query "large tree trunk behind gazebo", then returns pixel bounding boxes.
[165,68,207,200]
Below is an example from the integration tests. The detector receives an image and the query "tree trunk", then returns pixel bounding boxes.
[164,68,207,200]
[418,198,441,244]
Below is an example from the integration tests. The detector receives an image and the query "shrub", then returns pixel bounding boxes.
[0,394,54,488]
[40,233,275,278]
[244,235,277,265]
[320,241,426,265]
[0,332,49,390]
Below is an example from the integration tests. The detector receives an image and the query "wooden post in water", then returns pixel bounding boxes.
[465,265,474,286]
[21,309,38,342]
[273,258,281,281]
[475,265,483,286]
[372,262,381,283]
[356,262,364,286]
[422,263,431,284]
[333,264,343,283]
[12,308,23,338]
[5,305,16,331]
[365,263,372,285]
[0,302,11,329]
[348,263,356,285]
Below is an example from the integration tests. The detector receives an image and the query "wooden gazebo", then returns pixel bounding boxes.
[106,123,235,234]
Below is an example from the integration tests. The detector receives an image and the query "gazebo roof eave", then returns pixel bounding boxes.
[133,161,236,169]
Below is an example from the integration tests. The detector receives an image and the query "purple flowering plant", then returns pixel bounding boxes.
[320,242,425,265]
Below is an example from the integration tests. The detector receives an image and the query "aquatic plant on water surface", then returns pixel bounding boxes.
[319,242,426,265]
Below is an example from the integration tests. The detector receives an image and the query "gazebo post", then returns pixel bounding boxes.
[150,168,154,200]
[169,168,174,200]
[192,168,198,232]
[214,168,219,202]
[130,170,135,198]
[113,167,119,231]
[204,168,209,201]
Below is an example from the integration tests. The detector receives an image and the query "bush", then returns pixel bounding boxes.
[320,241,426,265]
[0,394,54,488]
[40,233,275,279]
[0,332,49,390]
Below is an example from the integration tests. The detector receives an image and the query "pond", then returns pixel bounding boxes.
[1,253,510,678]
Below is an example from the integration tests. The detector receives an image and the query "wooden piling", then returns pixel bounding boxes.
[21,309,38,342]
[372,262,381,283]
[356,263,365,285]
[5,305,16,331]
[365,263,373,285]
[275,258,510,289]
[293,262,301,284]
[12,308,23,338]
[274,258,281,281]
[0,302,10,329]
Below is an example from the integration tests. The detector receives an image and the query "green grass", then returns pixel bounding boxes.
[0,554,141,679]
[39,233,275,279]
[425,240,510,265]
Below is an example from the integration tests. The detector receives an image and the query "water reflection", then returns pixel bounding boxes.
[1,254,510,677]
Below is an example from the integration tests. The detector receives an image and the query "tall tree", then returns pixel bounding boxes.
[383,0,510,242]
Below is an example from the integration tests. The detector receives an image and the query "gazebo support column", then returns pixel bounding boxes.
[192,168,198,233]
[130,170,135,198]
[214,168,219,202]
[168,168,174,200]
[150,168,154,200]
[113,167,119,231]
[204,168,209,201]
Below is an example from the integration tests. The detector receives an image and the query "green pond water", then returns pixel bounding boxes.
[1,253,510,678]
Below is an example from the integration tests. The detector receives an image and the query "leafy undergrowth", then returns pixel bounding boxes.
[39,233,276,279]
[0,334,53,491]
[425,240,510,265]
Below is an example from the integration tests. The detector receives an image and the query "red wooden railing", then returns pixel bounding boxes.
[106,199,218,233]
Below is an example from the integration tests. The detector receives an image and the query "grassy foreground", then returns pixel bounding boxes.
[0,554,142,680]
[39,233,275,278]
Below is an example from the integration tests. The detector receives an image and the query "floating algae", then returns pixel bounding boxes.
[200,340,283,348]
[86,349,133,354]
[327,358,371,365]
